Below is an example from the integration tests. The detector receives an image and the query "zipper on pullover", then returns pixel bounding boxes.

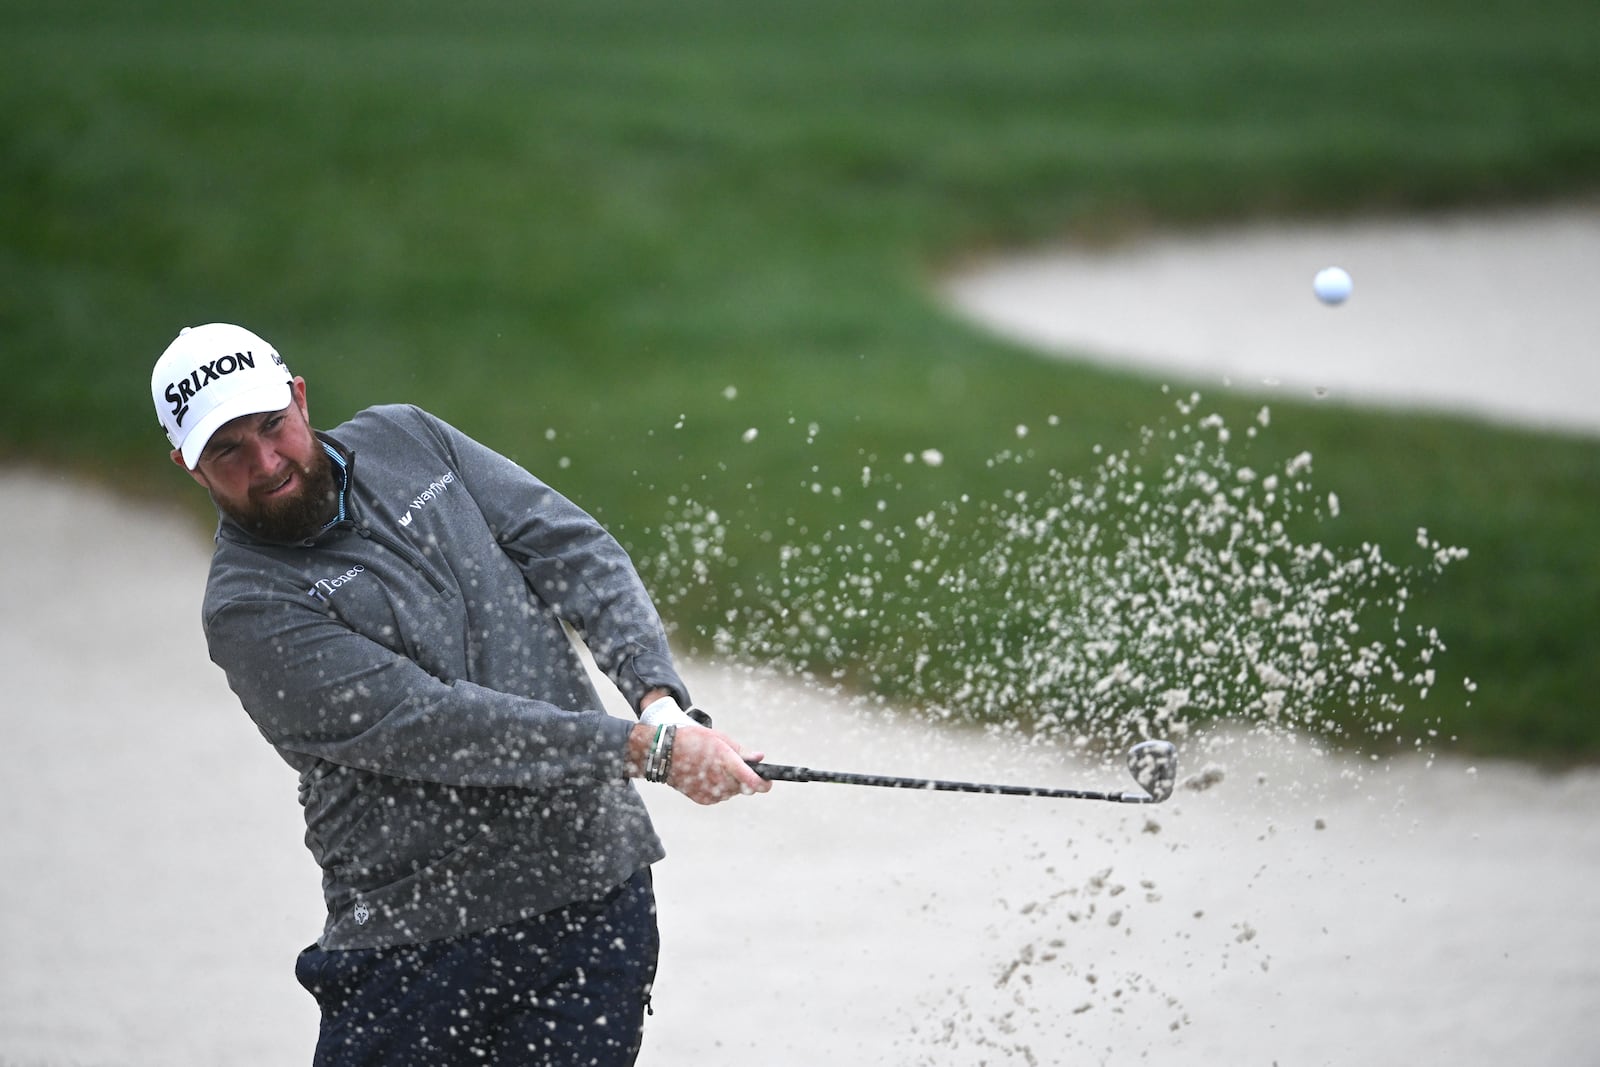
[322,440,452,599]
[350,517,453,599]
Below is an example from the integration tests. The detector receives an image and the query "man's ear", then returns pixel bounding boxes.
[291,376,309,422]
[172,448,208,489]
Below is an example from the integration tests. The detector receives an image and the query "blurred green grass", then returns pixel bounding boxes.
[2,0,1597,761]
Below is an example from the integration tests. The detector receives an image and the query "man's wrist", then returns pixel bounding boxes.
[643,724,677,783]
[625,723,655,779]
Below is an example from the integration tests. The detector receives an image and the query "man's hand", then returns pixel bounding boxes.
[627,723,770,805]
[668,725,771,805]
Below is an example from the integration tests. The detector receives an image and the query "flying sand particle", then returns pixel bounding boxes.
[1184,765,1227,792]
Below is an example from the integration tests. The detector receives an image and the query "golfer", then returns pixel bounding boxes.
[152,322,770,1065]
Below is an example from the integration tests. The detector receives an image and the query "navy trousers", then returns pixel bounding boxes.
[295,868,659,1066]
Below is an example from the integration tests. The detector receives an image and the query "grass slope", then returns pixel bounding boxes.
[2,0,1597,760]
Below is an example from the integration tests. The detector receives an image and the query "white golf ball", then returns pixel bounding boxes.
[1313,266,1353,305]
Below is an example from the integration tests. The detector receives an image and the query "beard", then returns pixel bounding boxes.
[216,447,340,543]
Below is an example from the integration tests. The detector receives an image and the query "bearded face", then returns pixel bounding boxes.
[212,443,340,543]
[180,382,341,544]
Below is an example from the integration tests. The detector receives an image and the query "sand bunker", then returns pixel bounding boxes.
[3,468,1598,1065]
[944,205,1600,437]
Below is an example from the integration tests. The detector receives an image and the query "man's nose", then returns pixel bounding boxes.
[244,435,282,477]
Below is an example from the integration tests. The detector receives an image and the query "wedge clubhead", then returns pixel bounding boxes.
[1125,739,1178,803]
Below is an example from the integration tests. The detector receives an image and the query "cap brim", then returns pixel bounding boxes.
[178,380,293,469]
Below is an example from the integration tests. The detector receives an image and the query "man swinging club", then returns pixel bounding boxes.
[151,322,770,1065]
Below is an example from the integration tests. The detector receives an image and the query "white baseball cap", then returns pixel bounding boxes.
[152,323,294,468]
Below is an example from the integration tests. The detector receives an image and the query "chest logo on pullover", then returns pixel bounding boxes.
[397,471,456,527]
[308,565,367,602]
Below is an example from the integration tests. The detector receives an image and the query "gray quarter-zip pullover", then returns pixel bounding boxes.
[201,404,684,949]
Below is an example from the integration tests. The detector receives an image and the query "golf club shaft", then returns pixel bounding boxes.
[746,761,1147,803]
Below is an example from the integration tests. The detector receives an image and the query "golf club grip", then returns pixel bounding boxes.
[746,762,820,783]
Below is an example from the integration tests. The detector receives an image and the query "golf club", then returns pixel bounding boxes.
[747,739,1177,805]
